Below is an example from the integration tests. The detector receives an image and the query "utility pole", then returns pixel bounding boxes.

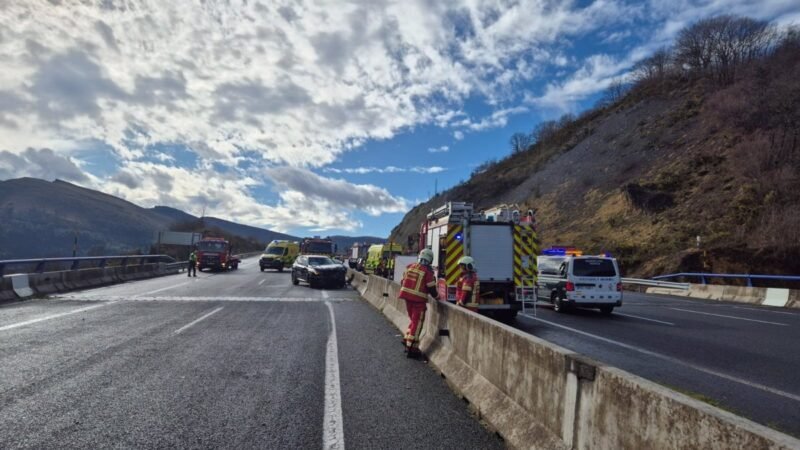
[434,178,438,197]
[72,231,78,257]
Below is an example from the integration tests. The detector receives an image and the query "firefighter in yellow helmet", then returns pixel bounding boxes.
[455,256,479,308]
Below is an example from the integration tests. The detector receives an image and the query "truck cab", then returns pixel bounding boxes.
[536,249,622,314]
[260,240,299,272]
[196,237,240,272]
[300,237,335,256]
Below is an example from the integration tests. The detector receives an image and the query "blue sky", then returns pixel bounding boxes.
[1,0,798,238]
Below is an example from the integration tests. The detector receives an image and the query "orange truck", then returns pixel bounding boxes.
[196,237,240,271]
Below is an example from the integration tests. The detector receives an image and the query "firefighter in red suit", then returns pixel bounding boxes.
[455,256,479,309]
[398,248,438,358]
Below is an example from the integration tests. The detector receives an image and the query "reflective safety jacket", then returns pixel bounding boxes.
[189,252,197,263]
[456,271,479,305]
[399,263,438,303]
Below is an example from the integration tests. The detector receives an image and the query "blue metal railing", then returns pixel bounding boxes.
[0,255,176,276]
[653,272,800,287]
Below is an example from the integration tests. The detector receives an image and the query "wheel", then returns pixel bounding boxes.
[552,293,568,313]
[260,267,264,272]
[599,305,614,315]
[277,266,283,273]
[309,280,318,289]
[292,271,299,285]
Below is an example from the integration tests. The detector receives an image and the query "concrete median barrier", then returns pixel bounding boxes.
[0,262,183,302]
[0,276,16,301]
[356,274,799,450]
[646,283,799,309]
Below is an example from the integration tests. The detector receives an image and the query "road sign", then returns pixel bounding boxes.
[155,231,202,246]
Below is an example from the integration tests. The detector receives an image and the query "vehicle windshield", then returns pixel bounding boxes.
[573,259,617,277]
[266,247,286,255]
[306,242,332,253]
[308,257,336,266]
[538,256,568,276]
[197,241,227,252]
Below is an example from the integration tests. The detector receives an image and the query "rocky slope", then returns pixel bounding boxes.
[390,37,800,280]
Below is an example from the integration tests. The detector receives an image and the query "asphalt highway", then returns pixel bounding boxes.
[515,291,800,437]
[0,258,503,449]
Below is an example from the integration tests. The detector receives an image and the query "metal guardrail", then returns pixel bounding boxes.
[0,255,176,276]
[539,275,691,290]
[653,272,800,287]
[621,278,690,290]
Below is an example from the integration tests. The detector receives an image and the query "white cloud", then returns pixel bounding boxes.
[0,148,90,183]
[2,0,796,234]
[428,145,449,153]
[323,166,446,174]
[265,167,409,217]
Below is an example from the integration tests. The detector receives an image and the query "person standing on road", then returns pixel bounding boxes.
[455,256,479,309]
[188,249,197,277]
[386,256,395,280]
[398,249,439,358]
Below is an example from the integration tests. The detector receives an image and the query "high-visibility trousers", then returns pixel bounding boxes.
[404,300,427,350]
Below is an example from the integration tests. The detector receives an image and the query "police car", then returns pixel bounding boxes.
[536,247,622,314]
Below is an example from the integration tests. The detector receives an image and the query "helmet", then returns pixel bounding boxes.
[457,256,475,271]
[418,248,434,265]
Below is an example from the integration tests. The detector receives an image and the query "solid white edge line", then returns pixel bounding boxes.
[173,306,224,334]
[137,281,191,297]
[323,301,345,450]
[521,314,800,403]
[322,290,330,299]
[0,302,113,332]
[669,308,788,326]
[614,312,675,326]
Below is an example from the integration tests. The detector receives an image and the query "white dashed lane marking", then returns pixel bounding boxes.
[173,307,224,335]
[0,302,114,332]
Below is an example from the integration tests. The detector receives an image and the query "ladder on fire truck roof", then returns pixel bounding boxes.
[517,278,538,316]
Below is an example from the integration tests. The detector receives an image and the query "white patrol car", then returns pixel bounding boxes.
[536,250,623,314]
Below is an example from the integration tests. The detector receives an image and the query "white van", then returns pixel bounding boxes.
[536,255,623,314]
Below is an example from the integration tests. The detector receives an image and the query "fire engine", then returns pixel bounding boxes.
[300,237,335,256]
[196,237,240,271]
[419,202,539,322]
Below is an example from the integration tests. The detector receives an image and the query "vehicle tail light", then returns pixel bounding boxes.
[616,282,622,292]
[565,281,575,292]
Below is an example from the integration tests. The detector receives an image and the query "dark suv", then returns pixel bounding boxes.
[292,255,347,289]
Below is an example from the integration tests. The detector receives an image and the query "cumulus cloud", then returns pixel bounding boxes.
[0,148,89,182]
[265,167,408,217]
[1,0,797,233]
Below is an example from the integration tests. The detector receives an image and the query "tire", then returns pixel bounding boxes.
[292,271,299,285]
[277,266,283,273]
[599,305,614,315]
[260,267,264,272]
[552,293,568,313]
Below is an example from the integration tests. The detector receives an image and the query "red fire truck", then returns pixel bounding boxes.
[419,202,539,322]
[196,237,240,271]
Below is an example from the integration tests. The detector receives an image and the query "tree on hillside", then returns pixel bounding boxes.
[509,132,532,153]
[675,15,777,84]
[632,47,673,83]
[601,77,630,105]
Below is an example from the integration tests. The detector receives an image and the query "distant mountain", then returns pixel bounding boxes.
[0,178,385,260]
[0,178,171,258]
[201,217,298,244]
